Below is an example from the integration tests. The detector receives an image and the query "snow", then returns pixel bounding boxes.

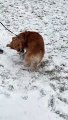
[0,0,68,120]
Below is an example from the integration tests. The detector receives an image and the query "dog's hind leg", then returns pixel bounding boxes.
[30,61,38,71]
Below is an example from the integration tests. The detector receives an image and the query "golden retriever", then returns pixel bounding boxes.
[7,31,45,70]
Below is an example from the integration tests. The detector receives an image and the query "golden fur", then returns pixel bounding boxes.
[7,31,45,70]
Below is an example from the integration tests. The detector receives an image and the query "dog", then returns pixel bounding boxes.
[7,31,45,71]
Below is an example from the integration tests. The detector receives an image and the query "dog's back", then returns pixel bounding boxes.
[22,31,45,70]
[19,31,45,53]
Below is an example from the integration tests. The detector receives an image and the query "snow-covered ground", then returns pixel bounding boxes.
[0,0,68,120]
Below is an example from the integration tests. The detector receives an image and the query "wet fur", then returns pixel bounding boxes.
[7,31,45,70]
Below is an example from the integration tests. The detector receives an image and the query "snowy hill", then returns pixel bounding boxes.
[0,0,68,120]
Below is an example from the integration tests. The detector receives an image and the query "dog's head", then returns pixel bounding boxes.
[7,36,24,52]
